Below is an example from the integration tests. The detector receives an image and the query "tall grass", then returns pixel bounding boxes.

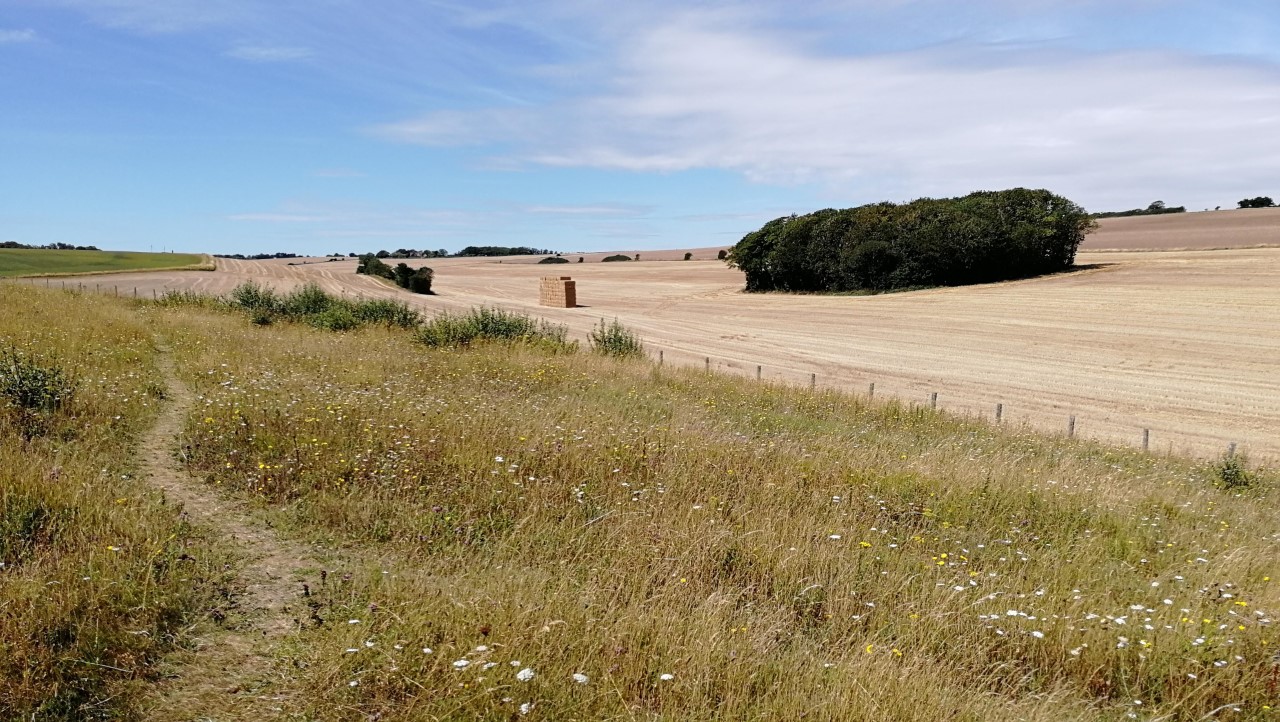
[0,286,232,720]
[148,303,1279,721]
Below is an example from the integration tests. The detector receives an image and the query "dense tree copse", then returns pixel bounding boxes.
[725,188,1095,293]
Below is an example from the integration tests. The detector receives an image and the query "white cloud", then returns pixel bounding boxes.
[0,28,38,43]
[374,13,1280,210]
[225,45,313,62]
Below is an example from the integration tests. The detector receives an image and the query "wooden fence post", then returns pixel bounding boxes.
[995,403,1003,422]
[1142,429,1150,451]
[1068,415,1076,438]
[756,365,762,381]
[868,382,874,398]
[658,349,663,366]
[929,392,937,410]
[809,372,816,389]
[704,356,710,372]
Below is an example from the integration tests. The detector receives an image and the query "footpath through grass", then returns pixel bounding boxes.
[0,248,209,277]
[3,283,1279,720]
[0,286,232,720]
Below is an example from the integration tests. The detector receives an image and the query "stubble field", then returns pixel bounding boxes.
[34,210,1280,460]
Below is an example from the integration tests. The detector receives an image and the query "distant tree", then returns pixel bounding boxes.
[602,254,632,262]
[1239,196,1276,209]
[634,254,640,261]
[577,257,584,263]
[717,249,728,260]
[393,262,415,287]
[1147,200,1166,211]
[538,256,570,264]
[683,252,693,261]
[375,250,391,259]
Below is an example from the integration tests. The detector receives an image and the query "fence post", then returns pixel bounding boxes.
[704,357,710,372]
[1228,442,1237,458]
[995,403,1003,422]
[809,372,816,389]
[756,365,762,381]
[868,382,874,398]
[152,289,157,300]
[929,392,937,410]
[1068,415,1076,438]
[113,285,118,297]
[1142,428,1150,451]
[133,287,137,298]
[658,349,664,366]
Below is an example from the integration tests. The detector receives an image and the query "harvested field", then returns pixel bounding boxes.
[22,212,1280,460]
[1084,207,1280,250]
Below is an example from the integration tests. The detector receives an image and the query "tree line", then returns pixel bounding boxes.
[1,241,101,251]
[726,188,1095,293]
[1093,200,1186,219]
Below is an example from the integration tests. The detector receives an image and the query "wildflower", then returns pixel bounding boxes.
[349,680,359,687]
[516,667,535,682]
[572,672,589,684]
[659,673,674,681]
[519,702,533,715]
[1030,631,1045,639]
[423,647,433,654]
[453,659,470,668]
[347,619,361,625]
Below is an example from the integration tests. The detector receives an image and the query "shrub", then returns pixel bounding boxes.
[417,307,576,352]
[539,256,570,264]
[0,346,75,414]
[351,299,421,328]
[602,254,632,262]
[578,257,584,263]
[281,283,334,317]
[1215,454,1254,489]
[683,252,693,261]
[228,281,280,312]
[717,249,728,260]
[308,306,360,332]
[588,318,645,359]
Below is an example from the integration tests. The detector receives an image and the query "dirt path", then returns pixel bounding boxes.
[138,347,324,720]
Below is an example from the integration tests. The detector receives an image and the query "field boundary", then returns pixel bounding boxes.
[650,345,1264,465]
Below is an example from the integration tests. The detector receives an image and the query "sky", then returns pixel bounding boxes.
[2,0,1280,256]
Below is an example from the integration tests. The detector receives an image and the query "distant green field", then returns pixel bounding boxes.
[0,249,208,277]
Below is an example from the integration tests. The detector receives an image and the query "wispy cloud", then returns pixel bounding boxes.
[374,10,1280,209]
[0,28,38,44]
[224,45,313,62]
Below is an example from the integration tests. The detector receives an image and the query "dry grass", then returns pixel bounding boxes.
[131,297,1280,721]
[0,286,232,720]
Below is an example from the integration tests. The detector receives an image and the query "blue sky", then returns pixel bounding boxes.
[3,1,1280,255]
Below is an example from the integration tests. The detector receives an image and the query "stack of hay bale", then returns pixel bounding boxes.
[539,276,577,308]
